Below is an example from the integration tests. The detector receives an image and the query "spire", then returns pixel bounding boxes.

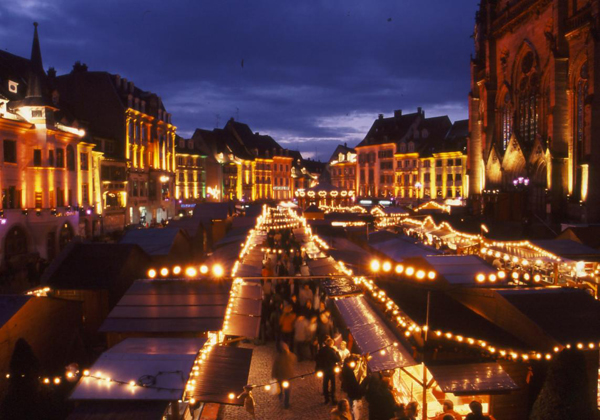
[26,22,46,99]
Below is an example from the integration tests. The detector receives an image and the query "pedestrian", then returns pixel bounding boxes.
[341,356,364,413]
[434,400,463,420]
[271,342,296,409]
[465,401,494,420]
[337,341,350,361]
[279,305,296,351]
[299,283,314,307]
[317,311,335,345]
[293,315,310,361]
[316,337,342,405]
[330,399,353,420]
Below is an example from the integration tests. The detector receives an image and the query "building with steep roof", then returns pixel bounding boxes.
[356,109,468,202]
[0,24,102,290]
[54,60,176,227]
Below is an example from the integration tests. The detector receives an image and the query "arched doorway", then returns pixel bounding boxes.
[58,222,74,252]
[4,226,28,262]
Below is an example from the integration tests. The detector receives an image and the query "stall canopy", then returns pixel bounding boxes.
[189,345,253,406]
[335,295,417,372]
[70,338,205,401]
[223,282,262,338]
[419,255,497,286]
[321,277,362,297]
[307,256,340,276]
[428,363,519,395]
[100,279,231,334]
[369,235,441,262]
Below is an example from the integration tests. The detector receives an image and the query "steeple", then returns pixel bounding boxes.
[26,22,46,99]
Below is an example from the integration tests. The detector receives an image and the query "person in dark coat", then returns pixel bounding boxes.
[317,311,335,345]
[341,356,364,412]
[316,337,341,404]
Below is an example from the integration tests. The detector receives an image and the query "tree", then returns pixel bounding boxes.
[0,338,45,419]
[530,349,597,420]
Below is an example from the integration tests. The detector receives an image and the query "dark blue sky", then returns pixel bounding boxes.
[1,0,478,161]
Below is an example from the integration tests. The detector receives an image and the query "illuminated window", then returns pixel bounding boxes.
[35,192,43,209]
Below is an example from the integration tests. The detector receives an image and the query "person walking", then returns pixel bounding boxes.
[317,337,342,405]
[271,342,297,409]
[279,305,296,351]
[331,399,353,420]
[293,315,310,361]
[299,283,314,307]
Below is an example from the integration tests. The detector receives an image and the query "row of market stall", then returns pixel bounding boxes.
[299,203,600,419]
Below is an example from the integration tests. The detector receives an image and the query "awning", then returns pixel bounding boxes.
[223,282,262,338]
[70,338,205,401]
[190,346,253,406]
[334,296,417,372]
[428,363,519,395]
[100,279,233,334]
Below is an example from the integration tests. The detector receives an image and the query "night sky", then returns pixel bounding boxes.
[1,0,478,161]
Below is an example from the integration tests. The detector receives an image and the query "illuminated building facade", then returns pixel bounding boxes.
[357,109,468,202]
[469,0,600,222]
[0,24,101,281]
[55,64,176,227]
[175,136,208,201]
[327,144,356,205]
[190,119,302,202]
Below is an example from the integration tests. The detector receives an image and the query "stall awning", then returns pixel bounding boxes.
[70,338,206,401]
[335,296,417,372]
[100,279,232,334]
[190,346,253,406]
[428,363,519,395]
[223,282,262,338]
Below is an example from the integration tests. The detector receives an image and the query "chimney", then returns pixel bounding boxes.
[394,109,402,118]
[115,74,121,86]
[417,107,424,117]
[47,67,56,78]
[122,78,128,91]
[128,81,134,93]
[378,113,384,120]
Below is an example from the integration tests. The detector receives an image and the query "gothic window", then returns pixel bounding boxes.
[576,62,588,161]
[500,92,512,151]
[516,51,539,144]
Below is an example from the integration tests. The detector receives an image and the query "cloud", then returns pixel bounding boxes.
[1,0,478,160]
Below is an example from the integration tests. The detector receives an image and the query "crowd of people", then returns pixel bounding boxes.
[260,226,493,420]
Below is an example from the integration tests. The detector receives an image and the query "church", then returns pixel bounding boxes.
[468,0,600,223]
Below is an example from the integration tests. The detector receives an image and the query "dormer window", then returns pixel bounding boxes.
[399,143,406,153]
[188,141,193,150]
[408,142,414,152]
[8,81,18,93]
[338,153,344,162]
[179,139,184,148]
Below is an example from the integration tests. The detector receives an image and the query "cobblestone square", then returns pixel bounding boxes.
[219,342,369,420]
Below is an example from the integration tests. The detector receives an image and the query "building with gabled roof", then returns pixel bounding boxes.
[0,24,102,290]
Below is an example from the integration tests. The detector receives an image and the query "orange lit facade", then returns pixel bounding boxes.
[0,24,102,286]
[55,68,176,227]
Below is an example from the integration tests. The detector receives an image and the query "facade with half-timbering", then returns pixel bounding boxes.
[469,0,600,222]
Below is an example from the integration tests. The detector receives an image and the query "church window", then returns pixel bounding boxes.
[516,52,538,144]
[500,92,512,151]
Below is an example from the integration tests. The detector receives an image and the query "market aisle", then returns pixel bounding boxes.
[218,342,369,420]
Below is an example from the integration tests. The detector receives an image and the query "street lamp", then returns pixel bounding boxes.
[414,182,422,205]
